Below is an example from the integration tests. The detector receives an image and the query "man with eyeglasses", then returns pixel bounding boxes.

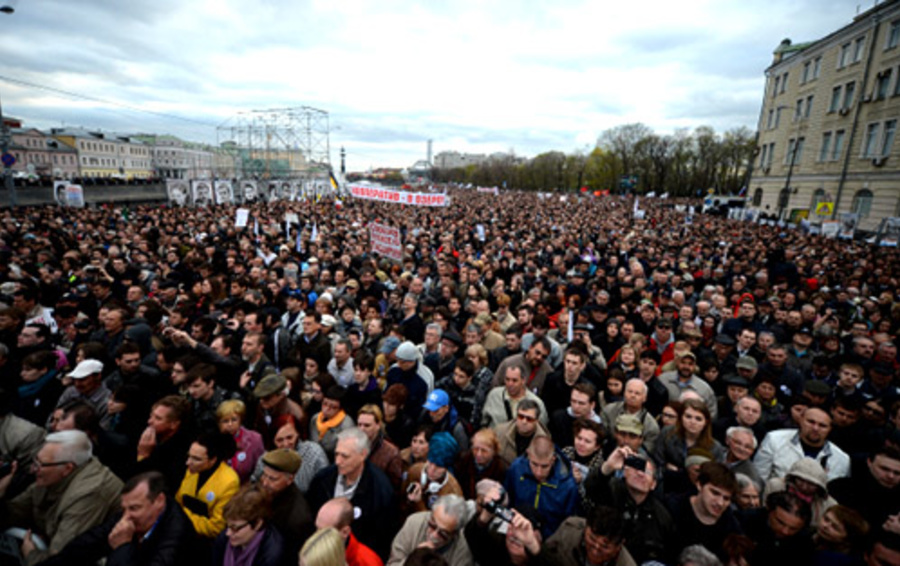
[539,505,636,566]
[0,430,123,565]
[36,471,198,566]
[256,448,315,560]
[494,400,550,466]
[386,494,473,566]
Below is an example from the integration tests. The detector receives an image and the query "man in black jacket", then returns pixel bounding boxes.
[583,447,676,564]
[307,427,397,560]
[829,445,900,530]
[38,471,197,566]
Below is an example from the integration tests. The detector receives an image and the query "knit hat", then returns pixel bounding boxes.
[427,432,459,469]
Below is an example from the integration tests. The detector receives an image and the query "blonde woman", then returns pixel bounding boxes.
[299,528,346,566]
[217,400,264,484]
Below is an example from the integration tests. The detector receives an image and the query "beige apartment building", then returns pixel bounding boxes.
[750,0,900,231]
[50,128,153,180]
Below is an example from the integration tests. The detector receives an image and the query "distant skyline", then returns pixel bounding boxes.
[0,0,868,171]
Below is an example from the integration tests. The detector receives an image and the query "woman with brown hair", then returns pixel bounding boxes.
[654,397,725,473]
[813,504,869,565]
[212,485,286,566]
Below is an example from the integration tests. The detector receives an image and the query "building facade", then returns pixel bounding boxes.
[750,0,900,231]
[8,128,79,179]
[50,128,153,180]
[136,135,216,181]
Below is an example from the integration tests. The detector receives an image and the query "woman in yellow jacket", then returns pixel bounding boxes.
[176,431,240,538]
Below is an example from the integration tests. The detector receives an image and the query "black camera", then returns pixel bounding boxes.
[484,500,515,523]
[624,456,646,472]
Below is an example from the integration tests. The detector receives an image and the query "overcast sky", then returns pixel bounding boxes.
[0,0,868,172]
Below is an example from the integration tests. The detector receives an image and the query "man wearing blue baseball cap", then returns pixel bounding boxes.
[421,389,469,451]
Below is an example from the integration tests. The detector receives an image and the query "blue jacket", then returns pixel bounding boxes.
[504,450,580,539]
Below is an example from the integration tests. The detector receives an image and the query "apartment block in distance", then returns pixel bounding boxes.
[750,0,900,231]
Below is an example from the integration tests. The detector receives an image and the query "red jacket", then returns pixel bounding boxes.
[347,533,383,566]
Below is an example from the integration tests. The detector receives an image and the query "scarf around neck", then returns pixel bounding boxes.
[316,410,346,438]
[224,527,265,566]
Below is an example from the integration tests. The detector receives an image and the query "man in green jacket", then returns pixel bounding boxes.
[0,430,123,565]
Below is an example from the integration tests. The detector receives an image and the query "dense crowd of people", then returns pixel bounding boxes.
[0,189,899,566]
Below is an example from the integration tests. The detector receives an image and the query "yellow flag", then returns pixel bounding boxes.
[816,202,834,216]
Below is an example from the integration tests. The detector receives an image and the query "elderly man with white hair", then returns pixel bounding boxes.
[307,427,397,560]
[0,429,123,565]
[387,494,473,566]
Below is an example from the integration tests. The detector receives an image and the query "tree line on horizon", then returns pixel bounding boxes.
[431,123,757,196]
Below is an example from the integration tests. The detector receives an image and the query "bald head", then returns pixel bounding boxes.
[315,497,354,541]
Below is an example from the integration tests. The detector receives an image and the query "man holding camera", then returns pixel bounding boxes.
[464,479,543,565]
[582,446,676,564]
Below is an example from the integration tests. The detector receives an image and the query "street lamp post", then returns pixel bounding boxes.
[0,96,16,208]
[779,139,798,221]
[1,5,16,207]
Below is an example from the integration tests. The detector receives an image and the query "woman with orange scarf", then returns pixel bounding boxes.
[308,385,355,459]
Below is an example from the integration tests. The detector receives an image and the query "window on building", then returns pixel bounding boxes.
[852,189,874,216]
[759,145,768,168]
[813,57,822,79]
[864,123,881,157]
[781,72,789,93]
[775,107,783,128]
[767,142,776,167]
[802,61,811,83]
[830,86,842,112]
[753,188,764,206]
[767,109,775,129]
[882,119,897,156]
[787,138,797,165]
[834,130,846,160]
[889,20,900,49]
[843,82,856,110]
[805,95,814,118]
[839,42,852,68]
[796,137,805,162]
[877,69,893,99]
[820,132,833,161]
[795,99,804,121]
[853,37,866,62]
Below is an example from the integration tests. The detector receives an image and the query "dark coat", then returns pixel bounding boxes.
[307,461,397,560]
[270,484,315,559]
[37,497,197,566]
[455,450,507,500]
[131,428,192,494]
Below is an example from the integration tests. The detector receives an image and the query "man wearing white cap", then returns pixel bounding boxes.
[55,359,111,428]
